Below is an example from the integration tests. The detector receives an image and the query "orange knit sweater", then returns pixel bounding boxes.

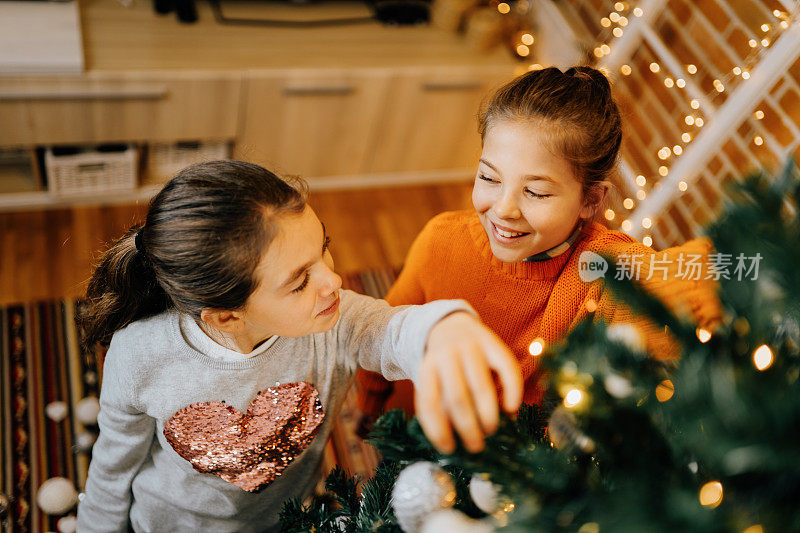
[355,210,724,416]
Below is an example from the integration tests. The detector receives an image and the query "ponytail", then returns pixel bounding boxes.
[79,224,171,351]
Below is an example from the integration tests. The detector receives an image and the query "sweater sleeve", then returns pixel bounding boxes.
[355,218,436,415]
[76,338,156,533]
[337,289,476,384]
[596,237,724,359]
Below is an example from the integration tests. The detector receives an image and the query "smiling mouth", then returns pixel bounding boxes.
[490,221,531,241]
[317,297,340,317]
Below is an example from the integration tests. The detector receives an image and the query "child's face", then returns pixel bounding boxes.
[240,205,342,338]
[472,119,593,263]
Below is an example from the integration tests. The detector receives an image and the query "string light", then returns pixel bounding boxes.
[604,209,616,221]
[761,23,770,32]
[695,117,704,127]
[620,64,632,76]
[749,39,759,48]
[497,2,510,14]
[529,338,545,356]
[655,380,674,401]
[658,147,671,159]
[613,27,624,38]
[633,7,642,17]
[742,71,751,80]
[658,166,669,176]
[678,181,688,191]
[600,44,611,55]
[649,62,660,73]
[521,33,534,46]
[614,2,624,11]
[690,99,700,109]
[685,115,695,125]
[713,79,725,92]
[642,235,653,246]
[601,17,612,27]
[761,38,770,47]
[642,217,652,228]
[636,175,647,186]
[664,77,674,87]
[619,16,628,26]
[610,12,621,22]
[594,47,604,58]
[753,344,774,370]
[754,136,763,146]
[682,133,692,142]
[516,45,530,57]
[687,64,697,74]
[621,219,633,232]
[696,328,712,343]
[733,66,742,75]
[754,110,764,119]
[673,145,683,155]
[564,388,583,408]
[676,78,686,88]
[623,198,634,209]
[636,189,646,200]
[699,481,723,508]
[781,20,789,29]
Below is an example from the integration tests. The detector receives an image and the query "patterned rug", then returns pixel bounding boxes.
[0,267,399,532]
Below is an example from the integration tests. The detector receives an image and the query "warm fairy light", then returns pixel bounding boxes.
[642,217,652,229]
[614,2,624,11]
[594,47,604,58]
[497,2,511,13]
[678,181,688,191]
[749,39,759,48]
[655,380,674,402]
[696,328,712,343]
[685,115,695,125]
[516,45,530,57]
[755,110,764,119]
[742,71,750,80]
[673,145,683,155]
[664,77,674,87]
[604,208,616,221]
[600,44,611,54]
[682,132,692,142]
[619,16,628,26]
[601,17,612,27]
[623,198,634,209]
[695,117,704,127]
[713,80,725,92]
[699,481,723,508]
[658,147,670,159]
[781,20,789,29]
[633,7,643,17]
[636,175,647,186]
[676,78,686,88]
[529,338,545,356]
[761,23,770,32]
[621,64,632,76]
[690,99,700,109]
[621,219,632,232]
[613,27,624,38]
[521,33,534,45]
[754,136,764,146]
[636,189,646,200]
[761,38,770,47]
[658,166,669,176]
[643,236,653,246]
[687,64,697,74]
[753,344,774,370]
[774,9,783,17]
[610,12,621,22]
[733,66,742,75]
[564,388,583,408]
[586,299,598,313]
[649,62,660,73]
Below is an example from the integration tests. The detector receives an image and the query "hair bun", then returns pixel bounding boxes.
[565,66,611,94]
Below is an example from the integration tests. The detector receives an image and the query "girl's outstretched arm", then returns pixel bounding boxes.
[76,343,156,532]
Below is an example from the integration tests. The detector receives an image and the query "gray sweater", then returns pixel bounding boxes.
[76,289,472,532]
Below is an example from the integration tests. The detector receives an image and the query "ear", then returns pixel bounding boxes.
[580,181,612,219]
[200,308,245,334]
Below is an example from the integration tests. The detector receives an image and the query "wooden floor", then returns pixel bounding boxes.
[0,182,474,305]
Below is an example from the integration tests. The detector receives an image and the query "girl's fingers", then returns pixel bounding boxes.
[481,334,523,413]
[415,359,455,453]
[460,347,500,434]
[435,351,485,453]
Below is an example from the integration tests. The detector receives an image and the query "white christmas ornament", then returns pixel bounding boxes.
[57,515,77,533]
[75,397,100,425]
[74,431,97,453]
[603,373,634,399]
[391,461,456,533]
[45,401,69,423]
[606,323,646,353]
[36,477,78,515]
[420,509,494,533]
[469,474,500,514]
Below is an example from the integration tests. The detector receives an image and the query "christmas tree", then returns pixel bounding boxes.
[280,161,800,533]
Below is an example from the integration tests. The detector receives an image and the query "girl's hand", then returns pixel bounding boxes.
[417,312,523,453]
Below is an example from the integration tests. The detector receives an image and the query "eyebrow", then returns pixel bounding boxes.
[280,221,328,290]
[479,158,558,184]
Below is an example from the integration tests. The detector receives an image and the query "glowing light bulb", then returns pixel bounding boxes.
[781,20,789,29]
[713,79,724,92]
[593,47,604,58]
[529,338,545,356]
[610,12,620,22]
[673,145,683,155]
[691,99,700,109]
[676,78,686,88]
[636,175,647,187]
[601,17,612,27]
[774,9,783,17]
[685,115,695,125]
[633,7,643,17]
[604,209,616,221]
[659,166,669,176]
[564,389,583,408]
[614,2,624,11]
[600,44,611,54]
[699,481,723,508]
[742,71,750,80]
[623,198,634,209]
[497,2,510,14]
[754,136,763,146]
[642,217,652,229]
[762,38,770,47]
[733,66,742,75]
[521,33,534,45]
[687,64,697,74]
[649,62,660,73]
[516,44,530,57]
[695,117,704,127]
[682,132,692,142]
[655,380,674,401]
[620,64,632,76]
[658,147,670,159]
[753,344,774,370]
[755,110,764,119]
[636,189,646,200]
[664,77,674,87]
[619,16,628,26]
[621,219,632,232]
[613,27,624,37]
[678,181,688,191]
[696,328,712,343]
[643,236,653,246]
[761,23,770,32]
[749,39,759,48]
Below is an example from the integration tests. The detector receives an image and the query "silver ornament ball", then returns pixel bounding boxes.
[391,461,456,533]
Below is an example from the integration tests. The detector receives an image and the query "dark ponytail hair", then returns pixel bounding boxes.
[79,160,307,350]
[479,66,622,213]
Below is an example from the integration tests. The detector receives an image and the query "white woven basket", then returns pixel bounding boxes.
[45,145,138,197]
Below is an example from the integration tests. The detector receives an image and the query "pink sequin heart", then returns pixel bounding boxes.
[164,381,325,492]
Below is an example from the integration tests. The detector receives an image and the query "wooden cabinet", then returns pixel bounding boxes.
[235,70,389,180]
[0,72,242,147]
[366,67,513,174]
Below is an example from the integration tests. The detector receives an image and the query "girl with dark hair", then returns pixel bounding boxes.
[75,160,522,532]
[356,66,724,427]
